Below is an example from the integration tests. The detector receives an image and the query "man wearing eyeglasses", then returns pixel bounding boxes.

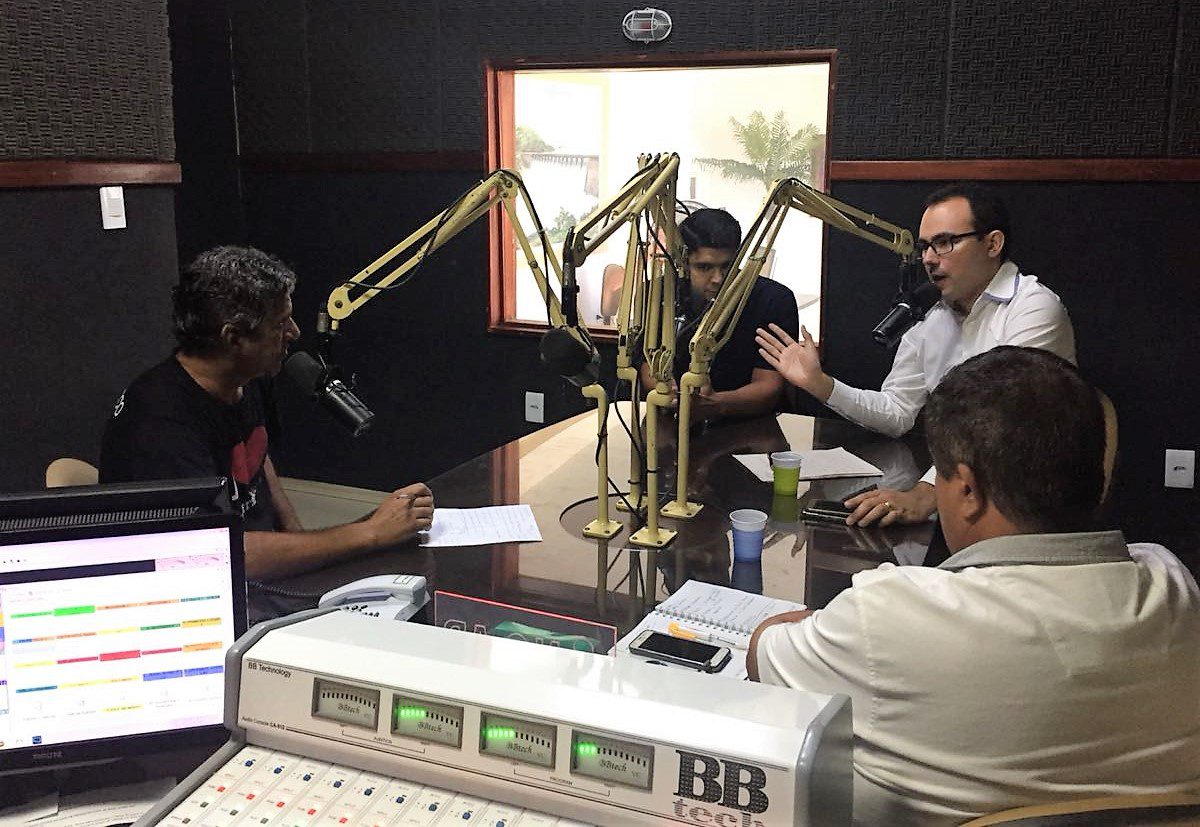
[755,182,1075,527]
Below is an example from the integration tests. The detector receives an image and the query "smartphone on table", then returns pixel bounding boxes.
[628,630,732,673]
[800,499,855,524]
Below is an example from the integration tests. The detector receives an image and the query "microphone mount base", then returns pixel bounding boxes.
[582,518,623,540]
[629,525,677,549]
[660,499,703,520]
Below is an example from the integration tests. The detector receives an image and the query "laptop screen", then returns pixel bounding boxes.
[0,513,244,769]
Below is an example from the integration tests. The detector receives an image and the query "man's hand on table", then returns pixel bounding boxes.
[844,482,935,527]
[364,483,434,547]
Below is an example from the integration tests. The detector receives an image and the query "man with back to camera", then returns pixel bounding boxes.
[100,245,434,580]
[748,346,1200,824]
[755,182,1075,525]
[639,207,799,423]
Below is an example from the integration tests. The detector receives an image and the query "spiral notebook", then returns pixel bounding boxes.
[614,580,806,679]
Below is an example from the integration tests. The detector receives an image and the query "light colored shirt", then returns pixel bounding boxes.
[755,532,1200,826]
[825,261,1076,439]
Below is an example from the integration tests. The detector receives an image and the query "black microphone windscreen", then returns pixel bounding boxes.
[539,328,599,387]
[871,280,944,350]
[282,351,324,394]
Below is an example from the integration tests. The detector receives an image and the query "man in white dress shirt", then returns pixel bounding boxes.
[756,183,1075,526]
[749,347,1200,825]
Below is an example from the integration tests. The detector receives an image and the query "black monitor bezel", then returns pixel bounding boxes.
[0,510,246,776]
[0,477,229,527]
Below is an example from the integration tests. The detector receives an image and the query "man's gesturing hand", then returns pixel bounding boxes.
[756,323,833,402]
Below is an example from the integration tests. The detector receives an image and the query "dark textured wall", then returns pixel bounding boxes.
[0,0,179,493]
[169,0,246,261]
[0,0,174,159]
[215,0,1199,554]
[230,0,1197,159]
[0,188,179,487]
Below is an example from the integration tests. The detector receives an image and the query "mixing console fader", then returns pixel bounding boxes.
[157,745,585,827]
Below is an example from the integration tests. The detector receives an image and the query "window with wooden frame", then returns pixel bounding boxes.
[485,52,834,340]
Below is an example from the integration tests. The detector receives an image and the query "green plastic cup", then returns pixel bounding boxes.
[770,451,803,497]
[770,493,800,525]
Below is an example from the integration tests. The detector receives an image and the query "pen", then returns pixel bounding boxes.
[844,483,878,501]
[667,621,741,648]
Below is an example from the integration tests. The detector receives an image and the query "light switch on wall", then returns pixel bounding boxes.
[1165,449,1195,489]
[524,391,544,424]
[99,186,126,230]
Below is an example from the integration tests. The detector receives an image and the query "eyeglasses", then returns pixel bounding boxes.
[914,230,987,257]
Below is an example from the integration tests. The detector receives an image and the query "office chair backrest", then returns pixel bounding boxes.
[962,792,1200,826]
[45,457,99,488]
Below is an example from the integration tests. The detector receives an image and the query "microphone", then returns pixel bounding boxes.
[872,280,941,349]
[283,352,375,437]
[539,328,600,388]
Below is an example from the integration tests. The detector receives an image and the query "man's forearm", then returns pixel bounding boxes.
[264,457,304,533]
[245,521,382,580]
[806,372,835,404]
[706,370,784,419]
[747,609,813,682]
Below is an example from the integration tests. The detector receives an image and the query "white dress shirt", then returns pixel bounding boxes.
[755,532,1200,825]
[825,261,1076,438]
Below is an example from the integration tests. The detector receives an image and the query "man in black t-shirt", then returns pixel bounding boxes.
[102,357,282,532]
[639,208,799,423]
[100,246,433,580]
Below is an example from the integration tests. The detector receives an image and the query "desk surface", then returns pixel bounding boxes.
[253,409,936,630]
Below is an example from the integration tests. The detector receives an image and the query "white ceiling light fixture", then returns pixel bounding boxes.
[622,8,672,43]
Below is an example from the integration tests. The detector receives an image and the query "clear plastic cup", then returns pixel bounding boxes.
[729,508,769,562]
[770,451,803,497]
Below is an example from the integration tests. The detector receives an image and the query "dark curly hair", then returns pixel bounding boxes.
[172,246,297,354]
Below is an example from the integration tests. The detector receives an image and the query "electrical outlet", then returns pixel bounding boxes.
[524,391,544,424]
[1164,449,1195,489]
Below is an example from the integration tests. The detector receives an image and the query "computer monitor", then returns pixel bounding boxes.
[0,492,245,775]
[0,477,229,532]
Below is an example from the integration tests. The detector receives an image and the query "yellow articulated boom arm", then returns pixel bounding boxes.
[321,168,596,382]
[317,168,620,538]
[563,153,683,382]
[560,153,685,548]
[665,177,915,520]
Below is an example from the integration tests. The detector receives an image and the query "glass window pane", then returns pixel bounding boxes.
[509,62,831,337]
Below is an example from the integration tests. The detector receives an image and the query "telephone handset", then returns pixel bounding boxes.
[318,574,429,621]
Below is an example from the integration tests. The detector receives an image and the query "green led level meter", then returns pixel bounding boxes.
[570,730,654,790]
[478,713,556,768]
[390,695,464,749]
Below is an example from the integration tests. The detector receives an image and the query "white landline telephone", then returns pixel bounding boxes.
[317,574,429,622]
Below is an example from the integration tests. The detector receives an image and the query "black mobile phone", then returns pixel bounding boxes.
[801,499,854,524]
[629,631,732,673]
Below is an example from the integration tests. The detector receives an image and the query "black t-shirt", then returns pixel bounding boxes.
[674,277,800,393]
[99,356,278,532]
